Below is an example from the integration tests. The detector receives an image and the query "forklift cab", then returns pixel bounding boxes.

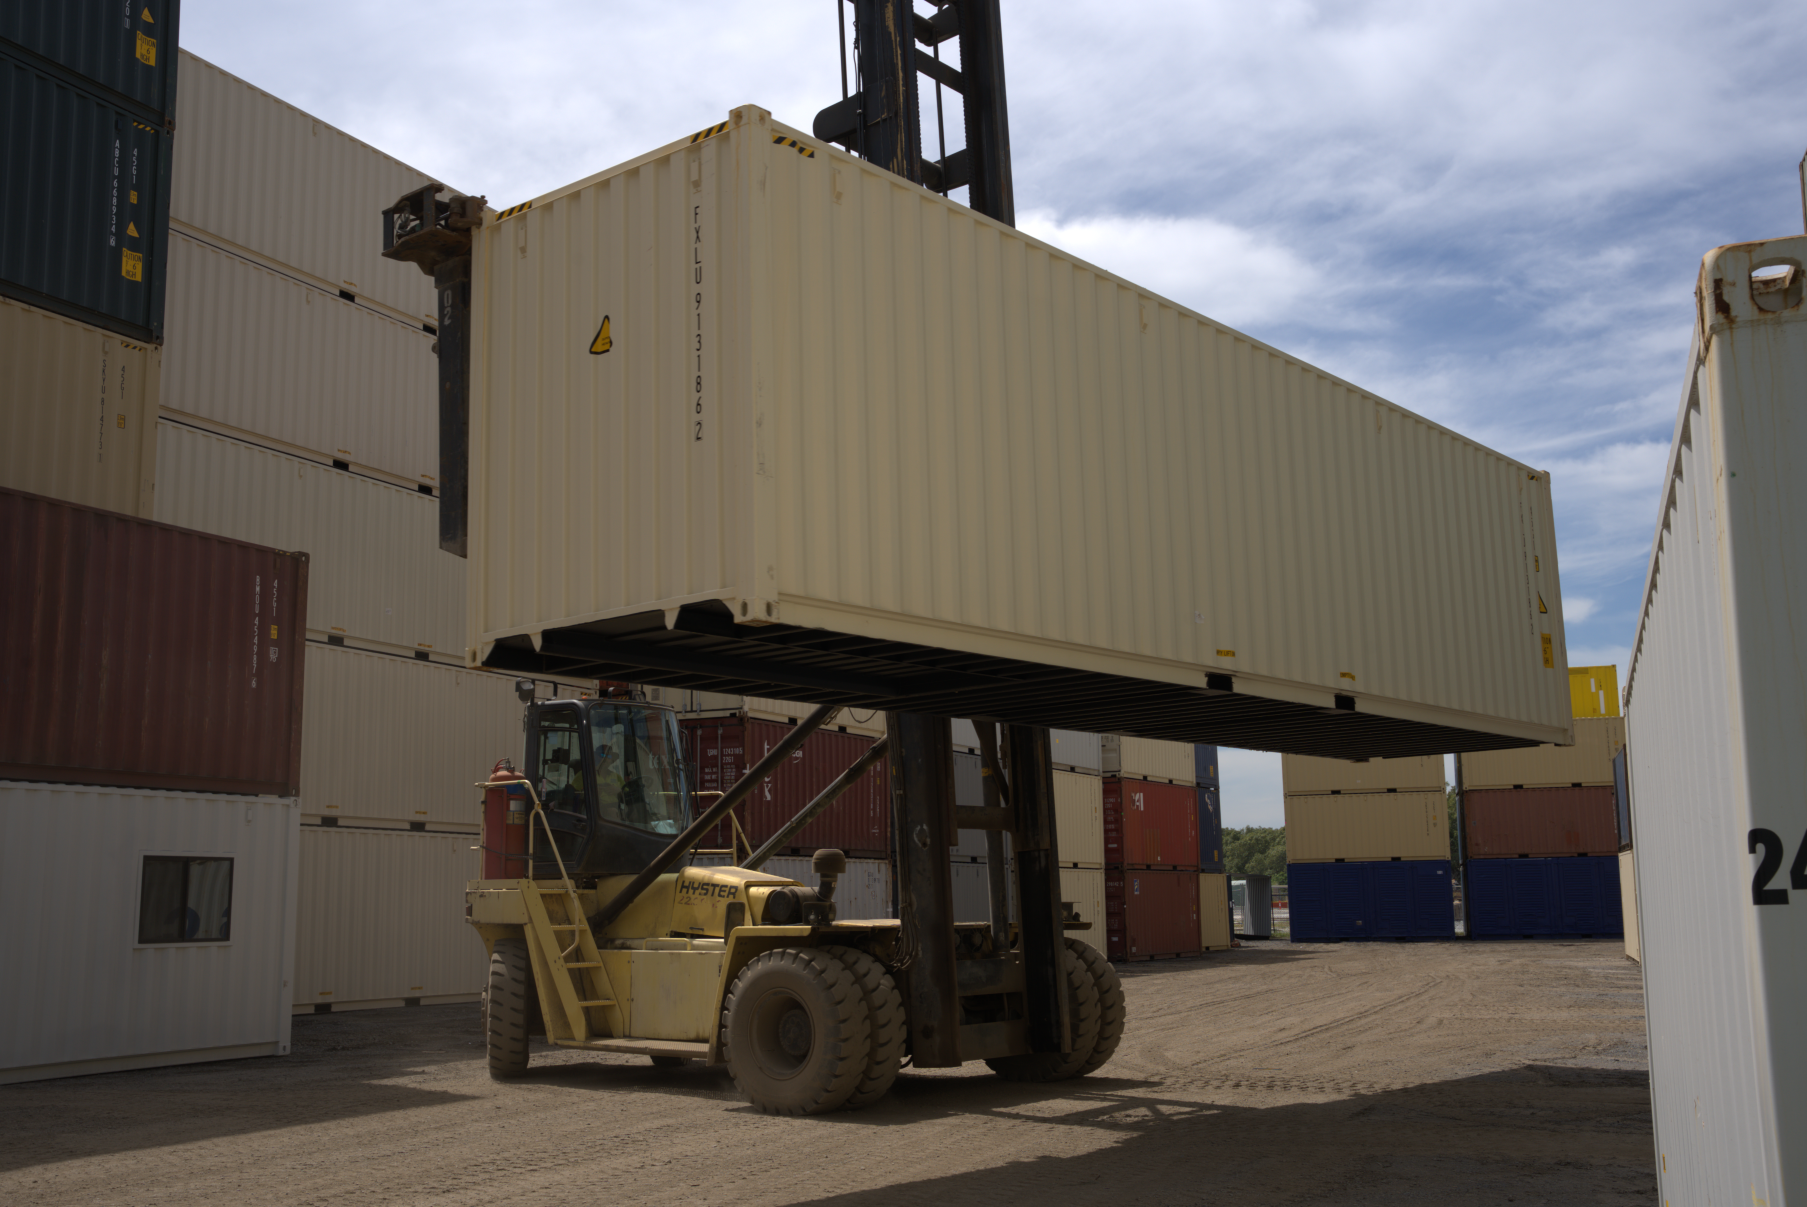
[525,699,691,879]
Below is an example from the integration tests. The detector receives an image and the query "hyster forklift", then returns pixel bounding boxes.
[467,691,1123,1114]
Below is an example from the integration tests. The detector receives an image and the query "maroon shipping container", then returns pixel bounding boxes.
[1105,868,1201,961]
[1103,777,1200,869]
[683,716,889,857]
[1463,786,1619,857]
[0,487,309,795]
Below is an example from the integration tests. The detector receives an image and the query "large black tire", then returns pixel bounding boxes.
[721,947,871,1115]
[1070,938,1124,1074]
[822,945,905,1110]
[985,945,1101,1082]
[486,936,534,1079]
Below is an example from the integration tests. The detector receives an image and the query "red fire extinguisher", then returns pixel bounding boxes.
[482,758,530,879]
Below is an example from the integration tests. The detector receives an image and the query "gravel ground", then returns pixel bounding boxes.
[0,938,1655,1206]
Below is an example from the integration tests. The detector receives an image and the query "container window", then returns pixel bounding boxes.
[138,856,234,944]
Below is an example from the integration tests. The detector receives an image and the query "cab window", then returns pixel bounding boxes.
[589,705,687,835]
[535,713,586,815]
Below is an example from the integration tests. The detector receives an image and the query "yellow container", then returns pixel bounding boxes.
[1199,872,1232,950]
[1568,664,1620,718]
[1458,716,1624,790]
[1284,791,1449,862]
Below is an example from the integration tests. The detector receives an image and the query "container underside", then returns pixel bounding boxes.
[483,603,1541,759]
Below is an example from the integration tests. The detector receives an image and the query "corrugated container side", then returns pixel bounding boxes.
[1458,716,1624,790]
[154,419,463,653]
[294,826,483,1008]
[1,295,158,516]
[1194,744,1220,787]
[300,642,549,826]
[1103,777,1201,869]
[1461,786,1618,858]
[1280,752,1445,795]
[0,1,181,117]
[161,231,438,482]
[1465,856,1621,937]
[0,783,297,1083]
[1051,730,1104,774]
[1054,770,1105,867]
[950,861,1015,925]
[1619,849,1639,963]
[169,51,442,322]
[1624,234,1807,1206]
[0,486,307,795]
[1612,748,1631,851]
[1198,872,1232,949]
[733,697,888,739]
[1287,860,1454,942]
[469,108,1572,751]
[1,48,173,341]
[1283,791,1448,863]
[683,716,889,857]
[1061,867,1107,940]
[1102,736,1197,784]
[1105,868,1201,960]
[1197,785,1224,873]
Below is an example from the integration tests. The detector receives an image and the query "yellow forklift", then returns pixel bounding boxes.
[466,691,1122,1114]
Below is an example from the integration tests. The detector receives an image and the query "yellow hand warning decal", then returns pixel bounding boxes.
[589,315,612,355]
[1339,671,1356,681]
[1538,592,1548,614]
[142,6,154,20]
[270,625,279,639]
[1215,649,1236,658]
[116,414,125,428]
[1541,633,1554,669]
[121,249,143,281]
[136,31,156,65]
[126,221,140,238]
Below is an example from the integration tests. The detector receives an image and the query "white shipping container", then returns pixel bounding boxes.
[1619,849,1639,964]
[1281,751,1446,795]
[1055,769,1106,867]
[154,419,464,653]
[0,783,298,1084]
[1283,791,1449,863]
[1624,233,1807,1204]
[0,296,159,518]
[466,106,1570,755]
[950,860,1014,925]
[1061,867,1106,939]
[1103,735,1197,785]
[1458,717,1624,790]
[171,51,447,323]
[1199,872,1232,950]
[1051,730,1105,775]
[295,826,485,1010]
[161,231,438,483]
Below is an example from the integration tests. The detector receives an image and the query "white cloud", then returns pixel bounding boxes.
[1563,597,1598,624]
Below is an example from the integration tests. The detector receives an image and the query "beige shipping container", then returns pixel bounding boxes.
[294,826,485,1010]
[1102,735,1196,784]
[1284,791,1449,862]
[1,297,158,517]
[1199,872,1232,950]
[1281,752,1445,795]
[161,231,438,483]
[1055,769,1105,867]
[1458,716,1624,790]
[170,51,446,323]
[300,642,543,826]
[466,105,1569,756]
[1060,867,1106,937]
[154,420,464,653]
[1620,849,1640,963]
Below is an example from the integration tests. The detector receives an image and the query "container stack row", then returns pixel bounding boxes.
[1281,753,1455,942]
[1456,666,1627,940]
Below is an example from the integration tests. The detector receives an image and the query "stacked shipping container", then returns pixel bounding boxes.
[1103,737,1203,960]
[1281,752,1454,941]
[1195,746,1231,950]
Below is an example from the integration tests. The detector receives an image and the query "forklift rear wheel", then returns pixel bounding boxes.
[486,936,534,1079]
[984,945,1101,1082]
[822,945,906,1109]
[722,947,871,1115]
[1070,939,1124,1074]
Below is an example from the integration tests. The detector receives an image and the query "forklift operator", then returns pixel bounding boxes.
[590,705,685,836]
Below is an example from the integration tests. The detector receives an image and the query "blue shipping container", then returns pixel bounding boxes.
[1288,860,1455,941]
[1197,785,1223,873]
[1194,744,1219,787]
[1466,856,1623,938]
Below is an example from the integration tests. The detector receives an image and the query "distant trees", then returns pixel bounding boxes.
[1223,825,1287,885]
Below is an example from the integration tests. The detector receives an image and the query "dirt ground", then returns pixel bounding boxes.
[1,939,1655,1206]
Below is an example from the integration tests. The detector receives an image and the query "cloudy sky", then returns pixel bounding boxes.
[185,0,1805,827]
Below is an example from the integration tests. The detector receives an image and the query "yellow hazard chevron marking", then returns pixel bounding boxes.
[689,121,729,144]
[142,6,154,20]
[126,221,140,238]
[1538,593,1548,614]
[771,135,815,158]
[495,200,532,221]
[589,315,612,355]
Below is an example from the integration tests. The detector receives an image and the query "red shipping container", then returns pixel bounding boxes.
[0,487,309,796]
[1103,777,1200,869]
[1105,868,1201,961]
[1463,786,1619,857]
[683,716,890,857]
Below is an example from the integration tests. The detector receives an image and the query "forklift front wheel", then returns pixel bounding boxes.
[721,947,872,1115]
[486,936,534,1079]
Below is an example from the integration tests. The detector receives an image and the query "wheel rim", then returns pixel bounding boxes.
[749,988,814,1080]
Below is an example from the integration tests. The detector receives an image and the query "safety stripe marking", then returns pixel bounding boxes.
[495,201,532,220]
[689,121,729,144]
[772,135,816,158]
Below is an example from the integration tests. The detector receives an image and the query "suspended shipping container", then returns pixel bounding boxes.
[0,486,307,796]
[1458,716,1623,790]
[1102,735,1196,784]
[1465,856,1621,938]
[154,419,464,653]
[1061,867,1106,940]
[1623,232,1807,1205]
[1461,786,1618,858]
[0,46,173,340]
[0,781,298,1084]
[1280,751,1445,795]
[681,715,889,857]
[1103,777,1200,869]
[160,231,439,484]
[1198,871,1232,950]
[0,295,159,517]
[1283,791,1448,863]
[1287,860,1455,942]
[466,105,1572,757]
[1105,868,1201,961]
[0,1,181,119]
